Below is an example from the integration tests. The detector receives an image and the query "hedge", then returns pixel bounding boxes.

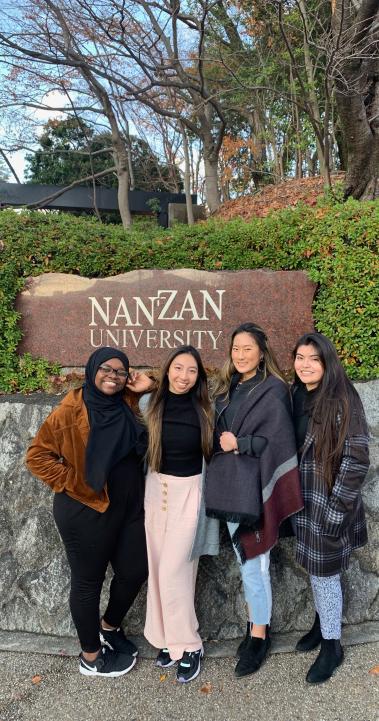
[0,199,378,392]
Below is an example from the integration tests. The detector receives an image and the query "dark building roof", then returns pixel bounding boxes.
[0,182,196,227]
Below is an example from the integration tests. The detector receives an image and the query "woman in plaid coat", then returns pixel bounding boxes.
[292,332,370,685]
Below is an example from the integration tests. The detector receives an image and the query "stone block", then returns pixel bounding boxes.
[0,382,377,640]
[168,203,207,226]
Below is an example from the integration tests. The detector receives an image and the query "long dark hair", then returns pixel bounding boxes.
[146,345,213,471]
[293,332,365,490]
[212,322,286,398]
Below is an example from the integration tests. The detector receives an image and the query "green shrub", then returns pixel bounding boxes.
[0,198,377,392]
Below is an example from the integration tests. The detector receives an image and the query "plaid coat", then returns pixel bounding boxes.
[295,403,370,577]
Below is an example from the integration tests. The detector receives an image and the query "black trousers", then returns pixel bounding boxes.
[53,453,148,652]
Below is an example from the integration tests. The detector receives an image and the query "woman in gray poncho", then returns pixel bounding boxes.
[205,322,303,678]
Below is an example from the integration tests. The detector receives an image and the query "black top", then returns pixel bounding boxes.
[160,391,202,476]
[293,383,318,455]
[216,371,267,457]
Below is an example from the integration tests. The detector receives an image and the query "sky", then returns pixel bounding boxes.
[4,90,67,182]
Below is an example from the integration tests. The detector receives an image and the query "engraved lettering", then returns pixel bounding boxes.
[129,329,144,347]
[156,290,179,320]
[200,290,225,320]
[208,330,223,349]
[177,291,201,320]
[89,297,112,326]
[112,298,133,326]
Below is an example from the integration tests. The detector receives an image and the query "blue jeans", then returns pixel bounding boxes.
[227,522,272,626]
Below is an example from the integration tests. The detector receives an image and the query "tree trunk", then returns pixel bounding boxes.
[80,67,132,228]
[332,1,379,199]
[243,108,268,188]
[339,102,379,199]
[124,123,135,192]
[294,102,302,179]
[203,151,221,214]
[112,135,132,228]
[180,123,194,225]
[335,67,379,199]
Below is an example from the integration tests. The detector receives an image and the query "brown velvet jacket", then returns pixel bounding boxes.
[26,387,140,512]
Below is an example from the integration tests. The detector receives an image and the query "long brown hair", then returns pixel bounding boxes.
[212,322,286,399]
[146,345,213,471]
[293,332,365,490]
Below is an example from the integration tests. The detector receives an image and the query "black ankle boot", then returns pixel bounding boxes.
[296,613,322,652]
[306,638,344,684]
[236,621,251,658]
[235,628,271,678]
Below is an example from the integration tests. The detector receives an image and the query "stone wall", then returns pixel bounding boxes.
[0,383,378,640]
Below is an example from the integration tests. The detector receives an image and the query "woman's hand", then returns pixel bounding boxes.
[219,431,238,453]
[126,371,155,394]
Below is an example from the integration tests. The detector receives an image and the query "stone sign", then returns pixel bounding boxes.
[16,269,316,369]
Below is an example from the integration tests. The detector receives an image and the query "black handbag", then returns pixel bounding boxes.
[204,451,262,527]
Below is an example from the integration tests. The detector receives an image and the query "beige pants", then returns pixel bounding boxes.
[144,469,203,661]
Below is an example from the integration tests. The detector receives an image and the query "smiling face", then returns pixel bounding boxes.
[167,352,199,394]
[94,357,128,395]
[294,343,325,390]
[231,332,262,381]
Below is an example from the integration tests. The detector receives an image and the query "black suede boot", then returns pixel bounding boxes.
[306,638,344,684]
[234,628,271,678]
[236,621,251,658]
[295,613,322,652]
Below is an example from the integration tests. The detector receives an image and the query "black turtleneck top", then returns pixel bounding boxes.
[160,390,202,476]
[292,382,318,456]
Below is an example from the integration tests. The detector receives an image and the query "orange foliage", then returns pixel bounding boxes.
[215,174,345,221]
[219,135,259,190]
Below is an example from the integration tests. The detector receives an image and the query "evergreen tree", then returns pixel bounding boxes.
[26,118,182,192]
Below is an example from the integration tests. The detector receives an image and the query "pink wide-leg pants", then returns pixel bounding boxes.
[144,469,203,661]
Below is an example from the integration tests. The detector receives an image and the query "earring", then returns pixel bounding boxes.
[258,357,265,372]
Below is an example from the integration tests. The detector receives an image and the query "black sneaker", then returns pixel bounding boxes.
[176,649,203,683]
[79,647,136,677]
[100,625,138,657]
[155,648,176,668]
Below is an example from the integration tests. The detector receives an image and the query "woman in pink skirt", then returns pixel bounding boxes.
[139,345,216,684]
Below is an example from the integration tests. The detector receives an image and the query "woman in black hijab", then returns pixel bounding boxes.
[26,348,151,678]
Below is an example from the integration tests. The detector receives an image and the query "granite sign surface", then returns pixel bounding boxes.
[16,269,316,369]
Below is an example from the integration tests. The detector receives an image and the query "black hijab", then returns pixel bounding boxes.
[83,348,140,493]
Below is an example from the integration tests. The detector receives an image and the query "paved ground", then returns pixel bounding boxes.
[0,641,378,721]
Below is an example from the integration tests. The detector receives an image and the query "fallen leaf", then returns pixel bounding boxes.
[200,681,212,693]
[159,673,168,682]
[31,675,42,685]
[214,174,345,223]
[369,665,379,675]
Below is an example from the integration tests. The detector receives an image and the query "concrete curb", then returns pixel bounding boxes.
[1,621,378,658]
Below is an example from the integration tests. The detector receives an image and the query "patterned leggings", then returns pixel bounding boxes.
[310,574,342,639]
